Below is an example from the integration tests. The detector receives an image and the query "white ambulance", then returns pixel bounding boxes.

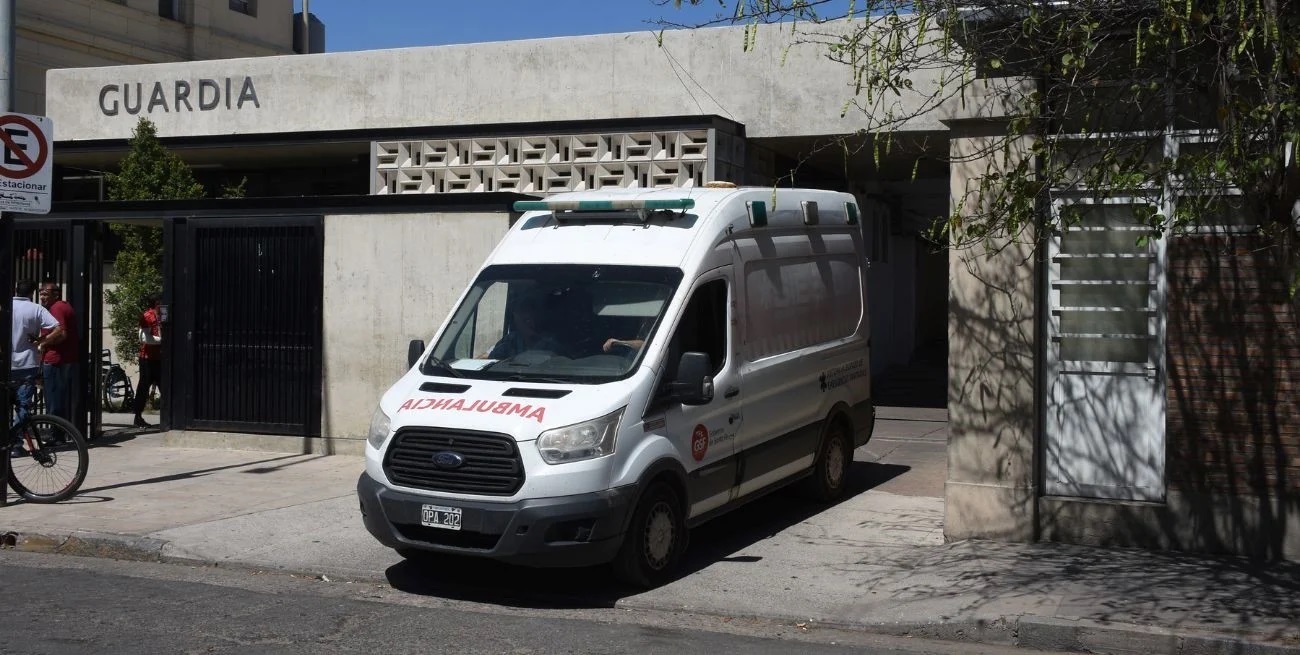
[358,183,874,586]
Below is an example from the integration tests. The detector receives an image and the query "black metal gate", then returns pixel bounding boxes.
[9,220,97,439]
[171,217,322,436]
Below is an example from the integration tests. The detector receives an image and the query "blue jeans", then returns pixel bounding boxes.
[10,368,38,427]
[43,362,77,422]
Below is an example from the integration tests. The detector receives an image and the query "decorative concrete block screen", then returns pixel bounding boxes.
[372,129,741,195]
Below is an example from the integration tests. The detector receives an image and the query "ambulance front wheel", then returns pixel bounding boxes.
[613,481,687,588]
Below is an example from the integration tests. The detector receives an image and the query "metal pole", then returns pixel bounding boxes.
[0,0,11,110]
[0,0,15,507]
[301,0,310,54]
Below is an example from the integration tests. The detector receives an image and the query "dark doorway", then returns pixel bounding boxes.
[170,216,322,436]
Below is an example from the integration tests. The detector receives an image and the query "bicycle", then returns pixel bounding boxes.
[4,379,88,503]
[100,348,135,413]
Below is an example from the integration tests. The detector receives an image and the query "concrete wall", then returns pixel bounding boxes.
[940,78,1039,542]
[943,221,1037,541]
[16,0,296,115]
[46,20,947,141]
[320,211,511,447]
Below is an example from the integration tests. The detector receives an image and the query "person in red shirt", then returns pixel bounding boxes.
[132,295,163,428]
[38,283,80,424]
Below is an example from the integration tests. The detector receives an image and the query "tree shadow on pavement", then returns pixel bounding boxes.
[384,461,908,609]
[75,454,304,495]
[883,538,1300,643]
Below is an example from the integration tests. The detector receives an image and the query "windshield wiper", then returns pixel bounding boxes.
[502,374,573,384]
[422,355,465,378]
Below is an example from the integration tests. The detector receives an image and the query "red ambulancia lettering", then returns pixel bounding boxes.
[400,398,549,423]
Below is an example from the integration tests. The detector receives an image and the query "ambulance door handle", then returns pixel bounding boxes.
[728,413,740,425]
[724,387,739,399]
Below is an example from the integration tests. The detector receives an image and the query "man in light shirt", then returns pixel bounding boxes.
[11,279,63,428]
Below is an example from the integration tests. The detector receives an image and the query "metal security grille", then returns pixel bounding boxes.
[12,228,67,286]
[9,220,94,440]
[384,427,524,495]
[189,224,321,434]
[11,227,69,417]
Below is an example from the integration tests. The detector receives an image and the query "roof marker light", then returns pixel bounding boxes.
[512,198,695,213]
[747,200,768,227]
[802,201,820,226]
[846,202,860,225]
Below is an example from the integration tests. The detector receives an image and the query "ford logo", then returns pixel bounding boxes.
[432,451,466,469]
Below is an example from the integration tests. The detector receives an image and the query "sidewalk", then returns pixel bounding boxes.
[3,409,1299,655]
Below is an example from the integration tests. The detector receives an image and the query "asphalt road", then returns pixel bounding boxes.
[0,551,1051,655]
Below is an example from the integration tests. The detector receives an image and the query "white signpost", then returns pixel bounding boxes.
[0,112,53,214]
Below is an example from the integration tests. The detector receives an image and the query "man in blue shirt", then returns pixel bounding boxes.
[11,279,63,430]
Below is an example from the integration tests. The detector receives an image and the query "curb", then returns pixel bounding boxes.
[3,529,168,562]
[611,597,1022,647]
[5,529,1299,655]
[0,529,332,577]
[1018,616,1300,655]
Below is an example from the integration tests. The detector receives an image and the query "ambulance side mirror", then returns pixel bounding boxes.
[671,351,714,406]
[407,339,425,369]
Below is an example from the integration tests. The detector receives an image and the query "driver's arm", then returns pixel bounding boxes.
[602,338,644,352]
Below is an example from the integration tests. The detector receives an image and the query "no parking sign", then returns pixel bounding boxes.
[0,112,53,214]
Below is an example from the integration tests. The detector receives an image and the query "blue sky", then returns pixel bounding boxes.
[295,1,746,52]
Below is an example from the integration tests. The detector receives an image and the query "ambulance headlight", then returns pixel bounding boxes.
[536,408,624,464]
[367,407,392,450]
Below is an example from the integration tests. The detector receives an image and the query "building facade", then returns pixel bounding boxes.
[32,18,1295,562]
[940,76,1300,561]
[42,20,950,420]
[14,0,312,115]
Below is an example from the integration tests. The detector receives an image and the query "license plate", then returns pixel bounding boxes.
[420,504,462,531]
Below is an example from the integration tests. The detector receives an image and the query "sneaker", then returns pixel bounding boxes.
[9,444,27,458]
[133,416,150,428]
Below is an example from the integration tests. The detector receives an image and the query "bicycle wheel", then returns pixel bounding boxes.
[7,414,89,503]
[103,367,134,413]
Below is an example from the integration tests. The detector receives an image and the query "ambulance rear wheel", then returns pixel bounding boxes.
[801,418,852,502]
[613,481,686,588]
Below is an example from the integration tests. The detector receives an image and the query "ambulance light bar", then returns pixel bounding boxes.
[513,198,696,213]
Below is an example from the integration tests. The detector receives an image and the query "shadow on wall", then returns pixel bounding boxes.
[946,235,1037,541]
[1164,233,1298,560]
[1029,231,1296,561]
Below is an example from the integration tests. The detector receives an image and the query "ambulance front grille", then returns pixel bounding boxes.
[383,428,524,496]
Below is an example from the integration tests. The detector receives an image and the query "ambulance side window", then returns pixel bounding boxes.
[661,279,728,390]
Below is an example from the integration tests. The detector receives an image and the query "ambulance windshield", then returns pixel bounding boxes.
[425,264,683,384]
